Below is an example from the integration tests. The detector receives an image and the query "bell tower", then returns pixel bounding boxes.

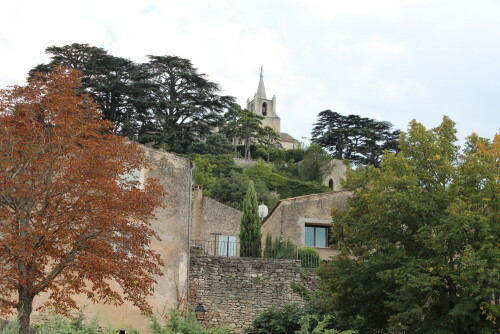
[246,66,281,133]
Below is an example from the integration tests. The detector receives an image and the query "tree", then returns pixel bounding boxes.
[297,145,333,183]
[239,181,262,257]
[192,156,217,196]
[316,117,499,333]
[221,105,264,159]
[210,171,277,211]
[188,133,234,155]
[138,56,235,153]
[256,126,282,162]
[311,110,400,167]
[0,68,164,334]
[30,43,144,135]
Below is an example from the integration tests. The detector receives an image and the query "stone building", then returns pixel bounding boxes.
[261,191,352,260]
[322,159,348,191]
[247,67,300,150]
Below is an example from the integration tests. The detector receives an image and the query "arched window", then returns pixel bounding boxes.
[328,179,334,190]
[262,102,267,116]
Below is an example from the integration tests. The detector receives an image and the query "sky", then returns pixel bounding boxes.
[1,0,499,145]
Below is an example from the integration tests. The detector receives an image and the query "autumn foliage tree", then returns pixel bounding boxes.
[0,68,164,334]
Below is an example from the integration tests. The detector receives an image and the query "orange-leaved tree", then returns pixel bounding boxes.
[0,67,165,334]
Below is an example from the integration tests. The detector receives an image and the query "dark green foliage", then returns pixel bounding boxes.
[244,304,357,334]
[311,110,400,167]
[298,247,321,268]
[221,105,264,159]
[137,56,234,153]
[244,304,305,334]
[284,148,306,163]
[30,44,235,154]
[264,234,274,258]
[239,181,262,257]
[244,162,331,199]
[297,145,332,183]
[188,133,234,155]
[31,43,144,134]
[317,118,499,333]
[264,236,296,259]
[210,171,277,210]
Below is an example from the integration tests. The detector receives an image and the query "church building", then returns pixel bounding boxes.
[247,67,300,150]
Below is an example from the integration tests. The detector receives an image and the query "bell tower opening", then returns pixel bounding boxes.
[262,102,267,116]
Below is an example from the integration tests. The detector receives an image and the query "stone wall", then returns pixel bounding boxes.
[190,256,317,332]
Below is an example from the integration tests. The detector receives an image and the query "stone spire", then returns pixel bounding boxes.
[256,66,267,99]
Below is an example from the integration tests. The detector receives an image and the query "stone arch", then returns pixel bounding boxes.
[328,179,334,190]
[262,102,267,116]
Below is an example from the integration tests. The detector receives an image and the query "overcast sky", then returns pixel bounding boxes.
[1,0,499,145]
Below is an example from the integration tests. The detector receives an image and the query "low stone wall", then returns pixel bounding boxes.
[189,256,317,332]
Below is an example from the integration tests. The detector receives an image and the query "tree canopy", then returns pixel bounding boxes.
[311,110,400,167]
[137,55,235,152]
[0,68,164,334]
[316,117,499,333]
[30,43,144,136]
[30,44,235,153]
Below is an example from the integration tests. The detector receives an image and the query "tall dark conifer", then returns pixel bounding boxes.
[239,181,262,257]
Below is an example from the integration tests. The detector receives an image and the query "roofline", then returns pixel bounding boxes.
[261,190,352,225]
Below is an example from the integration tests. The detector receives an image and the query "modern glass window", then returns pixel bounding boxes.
[305,225,329,247]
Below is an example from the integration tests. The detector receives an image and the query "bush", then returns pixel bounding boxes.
[244,304,305,334]
[264,235,296,259]
[298,248,321,268]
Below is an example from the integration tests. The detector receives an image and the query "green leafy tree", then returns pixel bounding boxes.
[298,144,333,183]
[193,156,217,196]
[221,105,264,159]
[317,117,499,333]
[210,171,277,210]
[30,43,144,135]
[188,133,234,155]
[311,110,400,167]
[138,56,234,153]
[239,181,262,257]
[256,126,283,162]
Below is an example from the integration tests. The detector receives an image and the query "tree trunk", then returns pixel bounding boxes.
[17,294,34,334]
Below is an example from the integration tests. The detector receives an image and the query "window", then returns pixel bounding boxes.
[262,102,267,116]
[305,225,330,247]
[328,179,334,190]
[217,235,237,256]
[120,168,145,189]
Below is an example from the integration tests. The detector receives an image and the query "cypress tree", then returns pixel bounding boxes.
[239,181,262,257]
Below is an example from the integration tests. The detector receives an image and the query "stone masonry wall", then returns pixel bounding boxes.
[190,256,317,332]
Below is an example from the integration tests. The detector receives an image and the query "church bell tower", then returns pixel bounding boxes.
[246,67,281,133]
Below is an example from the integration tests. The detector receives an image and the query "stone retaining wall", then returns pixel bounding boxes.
[189,256,317,332]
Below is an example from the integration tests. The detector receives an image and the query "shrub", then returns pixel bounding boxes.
[298,248,321,268]
[244,304,305,334]
[264,236,296,259]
